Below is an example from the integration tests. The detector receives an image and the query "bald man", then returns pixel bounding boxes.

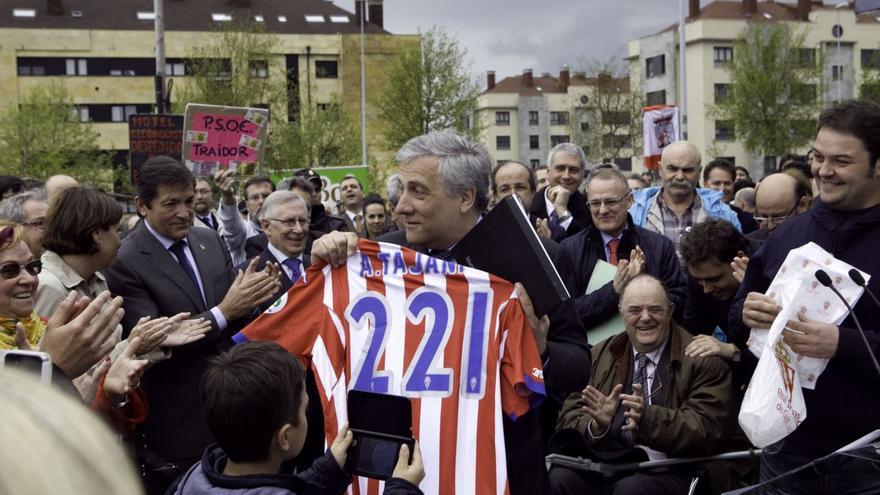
[748,172,811,245]
[629,141,741,258]
[45,174,79,205]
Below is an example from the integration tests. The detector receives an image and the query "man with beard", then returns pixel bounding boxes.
[629,141,740,259]
[215,172,275,265]
[192,177,222,234]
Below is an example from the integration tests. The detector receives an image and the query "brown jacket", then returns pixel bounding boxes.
[557,323,735,458]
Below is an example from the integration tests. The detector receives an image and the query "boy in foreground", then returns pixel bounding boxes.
[172,341,424,494]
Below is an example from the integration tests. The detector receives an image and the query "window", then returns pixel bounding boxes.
[580,121,590,132]
[305,15,325,22]
[495,111,510,126]
[136,11,155,20]
[250,60,268,78]
[211,13,232,22]
[66,58,88,76]
[763,156,777,176]
[529,111,539,126]
[718,156,736,166]
[550,135,570,147]
[795,48,816,68]
[861,49,880,70]
[714,84,730,102]
[166,60,186,76]
[602,111,629,126]
[713,46,734,66]
[602,134,632,149]
[111,105,139,122]
[715,120,735,141]
[496,136,511,150]
[529,135,539,149]
[75,107,89,123]
[277,15,287,22]
[832,65,844,81]
[530,159,540,167]
[550,111,569,125]
[13,8,36,17]
[614,158,632,171]
[645,55,665,78]
[646,90,666,106]
[329,15,349,23]
[254,15,264,22]
[315,60,338,78]
[793,84,817,105]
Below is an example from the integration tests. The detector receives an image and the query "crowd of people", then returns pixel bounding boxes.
[0,98,878,495]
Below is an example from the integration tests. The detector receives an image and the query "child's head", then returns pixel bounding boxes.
[201,342,307,463]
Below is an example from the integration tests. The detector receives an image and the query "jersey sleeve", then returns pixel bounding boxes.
[499,292,547,421]
[233,275,325,360]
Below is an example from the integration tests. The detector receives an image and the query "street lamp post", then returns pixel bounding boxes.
[359,0,368,166]
[678,0,688,140]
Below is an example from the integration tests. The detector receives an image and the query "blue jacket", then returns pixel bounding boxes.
[729,199,880,456]
[629,187,742,232]
[172,445,422,495]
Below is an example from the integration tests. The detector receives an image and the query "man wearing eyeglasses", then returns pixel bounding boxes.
[551,274,734,494]
[747,172,811,247]
[629,141,741,260]
[0,190,49,259]
[731,100,880,494]
[560,167,686,333]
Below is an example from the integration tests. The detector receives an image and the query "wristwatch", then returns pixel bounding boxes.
[557,210,572,223]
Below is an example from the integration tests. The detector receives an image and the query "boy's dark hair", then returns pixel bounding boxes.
[733,179,755,194]
[363,193,387,214]
[201,342,306,463]
[703,158,735,183]
[136,156,195,205]
[680,218,750,267]
[0,176,25,199]
[817,100,880,171]
[42,188,123,255]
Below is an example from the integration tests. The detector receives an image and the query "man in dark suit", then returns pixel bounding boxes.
[529,142,591,241]
[313,131,590,495]
[106,156,281,495]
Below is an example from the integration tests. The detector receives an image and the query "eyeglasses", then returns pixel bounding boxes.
[587,194,630,211]
[622,305,668,318]
[267,217,309,229]
[0,260,42,279]
[754,198,802,225]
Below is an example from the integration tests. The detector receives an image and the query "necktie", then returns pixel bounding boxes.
[199,216,214,230]
[622,353,651,444]
[283,258,302,282]
[168,241,204,303]
[548,210,566,239]
[607,238,620,266]
[355,214,365,233]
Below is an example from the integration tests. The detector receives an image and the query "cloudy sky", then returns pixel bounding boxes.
[335,0,839,84]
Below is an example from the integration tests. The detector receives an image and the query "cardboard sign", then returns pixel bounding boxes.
[182,104,269,175]
[128,114,184,185]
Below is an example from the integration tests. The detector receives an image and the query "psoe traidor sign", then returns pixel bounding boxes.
[182,103,268,176]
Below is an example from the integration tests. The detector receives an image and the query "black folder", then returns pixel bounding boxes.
[451,195,570,316]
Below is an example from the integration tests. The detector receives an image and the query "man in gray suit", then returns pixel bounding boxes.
[106,156,280,494]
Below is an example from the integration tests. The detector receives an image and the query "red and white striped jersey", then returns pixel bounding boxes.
[235,239,545,495]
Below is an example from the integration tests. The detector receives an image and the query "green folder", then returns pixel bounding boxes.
[585,260,626,344]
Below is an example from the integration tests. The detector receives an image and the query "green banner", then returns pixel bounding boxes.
[270,164,370,204]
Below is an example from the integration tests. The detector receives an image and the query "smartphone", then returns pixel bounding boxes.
[0,350,52,384]
[344,390,415,480]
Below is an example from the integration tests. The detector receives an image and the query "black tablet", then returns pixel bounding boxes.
[344,389,415,480]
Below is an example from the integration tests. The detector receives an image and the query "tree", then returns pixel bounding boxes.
[266,101,364,170]
[710,22,823,158]
[374,27,482,151]
[0,82,112,182]
[172,22,284,113]
[859,48,880,104]
[571,60,643,165]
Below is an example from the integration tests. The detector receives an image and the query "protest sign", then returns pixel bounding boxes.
[182,104,269,176]
[128,114,183,185]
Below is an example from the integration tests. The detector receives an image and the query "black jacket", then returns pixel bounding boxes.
[528,186,591,242]
[172,445,421,495]
[560,214,686,331]
[310,204,348,235]
[730,199,880,456]
[376,229,590,495]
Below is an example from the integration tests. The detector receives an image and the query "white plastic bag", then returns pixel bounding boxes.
[739,297,807,448]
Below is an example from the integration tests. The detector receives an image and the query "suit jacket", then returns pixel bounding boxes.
[376,228,590,495]
[340,209,367,237]
[193,210,223,234]
[106,222,238,462]
[529,186,591,242]
[235,246,311,314]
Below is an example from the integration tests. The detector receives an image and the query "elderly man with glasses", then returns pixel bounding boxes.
[560,167,687,334]
[747,172,812,247]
